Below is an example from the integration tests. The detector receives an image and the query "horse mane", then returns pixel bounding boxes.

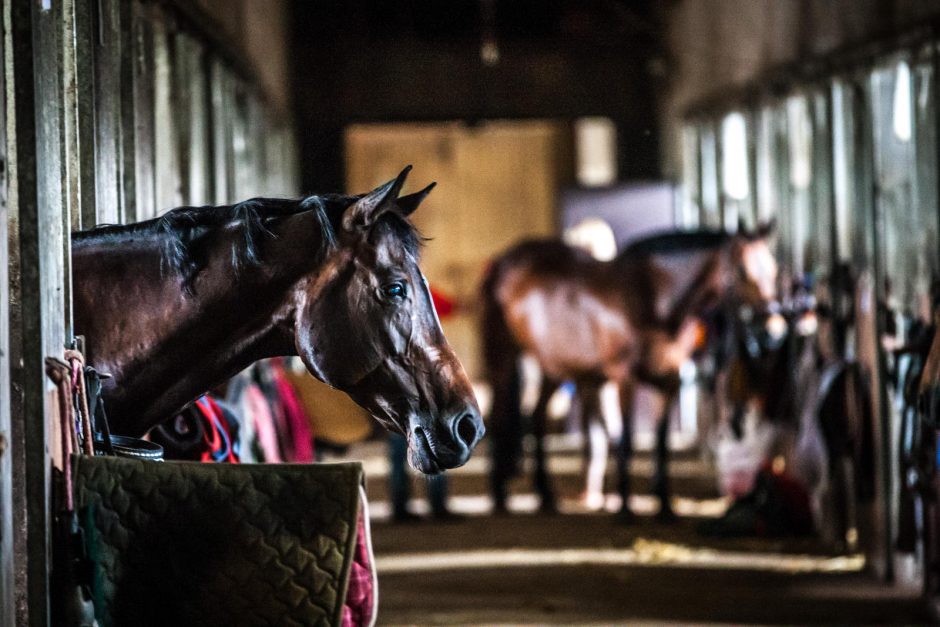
[620,229,732,258]
[73,193,422,291]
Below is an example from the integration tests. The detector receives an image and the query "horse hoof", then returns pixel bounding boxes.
[538,501,558,515]
[656,506,678,524]
[431,509,465,523]
[616,508,638,525]
[392,510,423,524]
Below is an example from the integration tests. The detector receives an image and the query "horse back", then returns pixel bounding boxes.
[482,239,638,382]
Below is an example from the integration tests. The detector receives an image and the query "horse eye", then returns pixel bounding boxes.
[382,282,406,300]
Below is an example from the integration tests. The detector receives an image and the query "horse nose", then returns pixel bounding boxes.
[451,406,485,452]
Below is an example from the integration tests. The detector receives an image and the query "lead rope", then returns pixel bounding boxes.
[46,356,100,627]
[45,357,76,512]
[65,349,95,456]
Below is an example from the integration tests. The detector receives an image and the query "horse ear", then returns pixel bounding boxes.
[342,165,412,231]
[395,182,436,217]
[756,217,777,238]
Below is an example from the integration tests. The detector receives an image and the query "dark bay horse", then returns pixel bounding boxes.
[482,225,777,518]
[71,166,484,473]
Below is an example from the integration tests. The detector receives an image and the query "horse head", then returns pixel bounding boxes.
[732,219,778,310]
[294,166,484,473]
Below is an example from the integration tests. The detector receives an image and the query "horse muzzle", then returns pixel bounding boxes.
[408,405,485,474]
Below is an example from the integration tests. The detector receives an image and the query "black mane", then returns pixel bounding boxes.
[72,193,422,290]
[620,229,732,258]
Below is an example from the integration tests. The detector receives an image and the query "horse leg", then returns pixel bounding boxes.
[532,378,560,513]
[730,402,745,440]
[653,392,678,522]
[489,359,522,515]
[616,381,637,523]
[582,391,608,511]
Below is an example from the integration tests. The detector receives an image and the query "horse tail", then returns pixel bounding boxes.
[480,258,524,492]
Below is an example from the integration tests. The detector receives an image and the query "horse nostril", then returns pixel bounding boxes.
[454,413,477,448]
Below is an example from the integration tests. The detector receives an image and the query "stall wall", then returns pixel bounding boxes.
[659,0,940,178]
[3,1,299,623]
[662,0,940,584]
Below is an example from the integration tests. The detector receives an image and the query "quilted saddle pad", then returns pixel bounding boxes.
[73,456,365,627]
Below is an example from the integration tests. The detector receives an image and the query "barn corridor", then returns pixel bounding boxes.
[356,439,929,625]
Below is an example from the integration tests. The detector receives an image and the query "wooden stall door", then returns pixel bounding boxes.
[346,121,565,379]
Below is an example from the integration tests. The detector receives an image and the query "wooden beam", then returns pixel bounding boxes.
[9,0,69,623]
[92,0,124,224]
[128,0,156,221]
[0,0,12,622]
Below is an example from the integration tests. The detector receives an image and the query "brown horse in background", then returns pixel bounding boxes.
[71,167,484,473]
[482,225,777,519]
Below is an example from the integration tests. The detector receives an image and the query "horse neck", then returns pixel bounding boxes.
[618,244,733,331]
[72,210,329,434]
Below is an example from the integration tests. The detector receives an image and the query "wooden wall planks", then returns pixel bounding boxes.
[3,1,299,624]
[345,120,566,378]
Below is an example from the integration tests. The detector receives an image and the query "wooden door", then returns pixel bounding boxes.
[346,120,567,378]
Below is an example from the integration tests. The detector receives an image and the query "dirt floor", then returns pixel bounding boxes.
[347,438,933,625]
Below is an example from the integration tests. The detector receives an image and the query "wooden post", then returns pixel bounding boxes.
[0,1,11,623]
[8,0,70,623]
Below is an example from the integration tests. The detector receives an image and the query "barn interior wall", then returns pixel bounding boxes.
[289,1,662,194]
[659,0,940,178]
[660,0,940,584]
[194,0,291,117]
[3,1,299,623]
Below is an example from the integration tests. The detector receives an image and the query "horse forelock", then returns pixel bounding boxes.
[370,210,424,261]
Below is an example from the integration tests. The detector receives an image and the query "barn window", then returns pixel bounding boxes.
[699,121,720,228]
[754,103,788,259]
[786,94,812,276]
[720,110,751,230]
[678,124,701,227]
[871,58,918,312]
[809,90,833,278]
[574,117,617,188]
[913,49,940,312]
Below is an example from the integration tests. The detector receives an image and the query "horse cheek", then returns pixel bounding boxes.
[295,295,372,387]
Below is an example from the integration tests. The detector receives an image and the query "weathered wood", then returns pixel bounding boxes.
[209,57,234,204]
[73,0,97,231]
[9,0,70,623]
[129,0,156,221]
[118,0,138,223]
[0,1,12,623]
[93,0,124,224]
[1,2,297,623]
[232,86,251,200]
[153,10,181,213]
[186,38,211,205]
[61,0,81,233]
[171,30,193,205]
[172,32,210,206]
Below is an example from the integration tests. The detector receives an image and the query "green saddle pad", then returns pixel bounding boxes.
[73,456,364,627]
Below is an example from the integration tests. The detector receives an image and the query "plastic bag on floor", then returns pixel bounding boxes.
[699,462,814,538]
[714,406,776,498]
